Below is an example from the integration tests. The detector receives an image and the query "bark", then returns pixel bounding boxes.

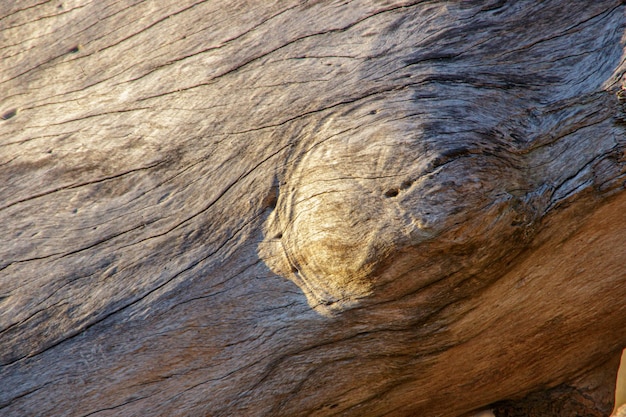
[1,1,626,416]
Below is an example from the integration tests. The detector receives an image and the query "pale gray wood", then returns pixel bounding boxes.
[1,1,625,416]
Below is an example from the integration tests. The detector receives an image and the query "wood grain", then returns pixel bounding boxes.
[1,1,625,416]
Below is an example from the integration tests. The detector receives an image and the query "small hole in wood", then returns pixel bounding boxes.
[400,179,413,190]
[68,45,81,54]
[384,188,399,198]
[274,233,283,239]
[2,109,17,120]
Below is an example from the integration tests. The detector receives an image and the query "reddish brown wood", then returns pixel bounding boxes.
[1,1,625,416]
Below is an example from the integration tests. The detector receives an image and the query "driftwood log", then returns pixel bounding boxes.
[1,1,626,416]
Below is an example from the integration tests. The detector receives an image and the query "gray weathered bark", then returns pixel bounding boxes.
[1,1,626,416]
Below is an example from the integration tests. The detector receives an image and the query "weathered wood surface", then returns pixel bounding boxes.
[1,1,626,416]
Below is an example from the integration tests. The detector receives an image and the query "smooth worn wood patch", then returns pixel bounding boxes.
[1,1,625,416]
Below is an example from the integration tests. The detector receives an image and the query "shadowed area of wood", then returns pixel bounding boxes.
[1,1,625,416]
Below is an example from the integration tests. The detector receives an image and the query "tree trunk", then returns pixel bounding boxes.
[1,1,625,416]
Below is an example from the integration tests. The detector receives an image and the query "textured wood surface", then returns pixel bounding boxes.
[1,1,626,416]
